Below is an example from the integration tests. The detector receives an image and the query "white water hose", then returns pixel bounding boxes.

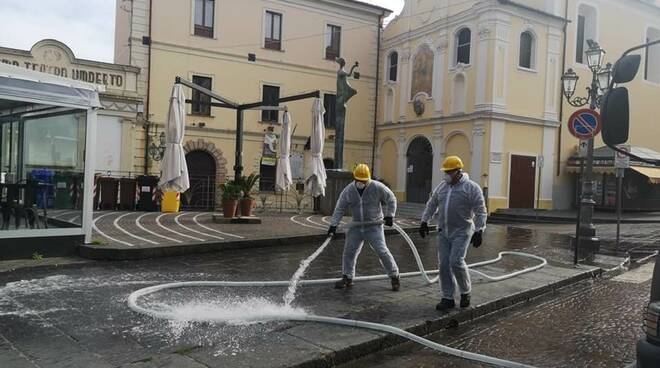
[128,221,546,368]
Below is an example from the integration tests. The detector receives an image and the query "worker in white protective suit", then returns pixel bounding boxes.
[419,156,487,311]
[328,164,401,291]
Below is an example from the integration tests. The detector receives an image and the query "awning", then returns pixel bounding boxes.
[632,166,660,184]
[0,63,101,109]
[565,166,616,175]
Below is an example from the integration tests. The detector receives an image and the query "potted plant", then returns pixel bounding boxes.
[238,173,260,217]
[219,180,242,218]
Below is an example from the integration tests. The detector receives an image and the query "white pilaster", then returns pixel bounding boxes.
[396,130,408,193]
[488,120,505,198]
[431,125,444,189]
[471,121,486,184]
[398,49,411,122]
[540,126,556,203]
[491,16,511,112]
[544,28,563,121]
[432,37,448,115]
[475,24,491,110]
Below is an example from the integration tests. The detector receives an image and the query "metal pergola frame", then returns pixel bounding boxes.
[174,76,320,180]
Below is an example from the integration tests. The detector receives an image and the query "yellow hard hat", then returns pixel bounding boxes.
[441,156,464,171]
[353,164,371,181]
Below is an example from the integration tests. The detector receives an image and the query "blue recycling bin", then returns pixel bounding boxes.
[30,169,54,208]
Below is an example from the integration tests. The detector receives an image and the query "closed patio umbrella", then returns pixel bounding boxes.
[307,98,327,197]
[276,111,293,191]
[158,84,190,192]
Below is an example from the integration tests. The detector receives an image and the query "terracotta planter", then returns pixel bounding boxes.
[222,199,239,218]
[240,198,255,217]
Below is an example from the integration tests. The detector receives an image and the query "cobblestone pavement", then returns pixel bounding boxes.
[339,262,654,368]
[0,225,593,368]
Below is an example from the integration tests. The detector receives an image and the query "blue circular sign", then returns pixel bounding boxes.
[568,109,601,140]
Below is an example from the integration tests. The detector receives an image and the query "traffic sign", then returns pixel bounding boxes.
[615,144,631,169]
[568,109,601,140]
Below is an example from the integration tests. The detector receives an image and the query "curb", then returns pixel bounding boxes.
[77,226,430,261]
[488,214,660,225]
[288,267,602,368]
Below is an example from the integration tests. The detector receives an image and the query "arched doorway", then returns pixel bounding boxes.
[183,150,216,211]
[406,136,433,203]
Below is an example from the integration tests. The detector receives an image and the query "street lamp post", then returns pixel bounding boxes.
[561,40,612,259]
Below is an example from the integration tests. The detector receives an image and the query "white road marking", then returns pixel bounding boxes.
[290,215,325,230]
[113,213,159,245]
[306,215,327,228]
[135,213,182,243]
[51,210,79,219]
[321,216,346,225]
[93,212,134,247]
[67,214,81,223]
[174,213,224,240]
[191,213,244,239]
[155,213,205,242]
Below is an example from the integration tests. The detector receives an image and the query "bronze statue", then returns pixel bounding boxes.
[334,57,359,170]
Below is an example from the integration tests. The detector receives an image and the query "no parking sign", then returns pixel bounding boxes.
[568,109,601,140]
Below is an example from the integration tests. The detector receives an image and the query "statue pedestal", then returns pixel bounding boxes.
[320,170,354,216]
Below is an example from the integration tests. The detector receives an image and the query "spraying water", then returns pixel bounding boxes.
[283,235,333,306]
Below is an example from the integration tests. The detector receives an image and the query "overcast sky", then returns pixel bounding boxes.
[0,0,405,63]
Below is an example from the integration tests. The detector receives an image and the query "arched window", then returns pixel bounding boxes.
[388,52,398,82]
[519,31,535,69]
[576,4,597,64]
[456,28,471,65]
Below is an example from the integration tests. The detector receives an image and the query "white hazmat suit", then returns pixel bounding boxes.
[421,173,487,299]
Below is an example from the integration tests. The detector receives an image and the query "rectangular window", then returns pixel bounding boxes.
[194,0,214,38]
[323,93,336,129]
[265,11,282,50]
[261,85,280,122]
[576,15,585,63]
[191,75,212,116]
[325,25,341,60]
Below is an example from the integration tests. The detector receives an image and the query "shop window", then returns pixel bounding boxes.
[191,75,212,116]
[194,0,215,38]
[388,52,398,82]
[576,4,597,64]
[519,31,536,69]
[262,85,280,123]
[323,93,336,129]
[456,28,471,65]
[645,28,660,83]
[265,11,282,50]
[325,24,341,60]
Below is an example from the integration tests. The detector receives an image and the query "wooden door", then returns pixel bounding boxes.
[509,155,536,208]
[406,137,433,203]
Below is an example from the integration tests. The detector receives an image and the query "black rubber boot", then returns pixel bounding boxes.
[460,293,471,308]
[334,275,353,289]
[391,276,400,291]
[436,298,455,311]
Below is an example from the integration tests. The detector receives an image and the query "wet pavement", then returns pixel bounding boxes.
[339,262,654,368]
[0,225,597,368]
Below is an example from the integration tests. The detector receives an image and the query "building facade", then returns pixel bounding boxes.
[115,0,389,210]
[0,39,142,175]
[376,0,660,211]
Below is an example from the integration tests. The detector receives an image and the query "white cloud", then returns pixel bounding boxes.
[0,0,403,64]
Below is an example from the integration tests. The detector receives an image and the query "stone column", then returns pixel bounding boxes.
[475,24,491,110]
[398,50,411,122]
[490,15,511,113]
[488,121,505,202]
[431,125,444,189]
[432,36,447,115]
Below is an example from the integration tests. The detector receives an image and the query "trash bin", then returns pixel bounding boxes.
[53,172,75,209]
[161,192,180,213]
[29,169,54,208]
[98,177,118,210]
[136,175,159,211]
[119,178,138,211]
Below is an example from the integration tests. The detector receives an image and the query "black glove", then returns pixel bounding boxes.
[384,216,393,227]
[327,226,337,237]
[419,222,429,238]
[471,230,483,248]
